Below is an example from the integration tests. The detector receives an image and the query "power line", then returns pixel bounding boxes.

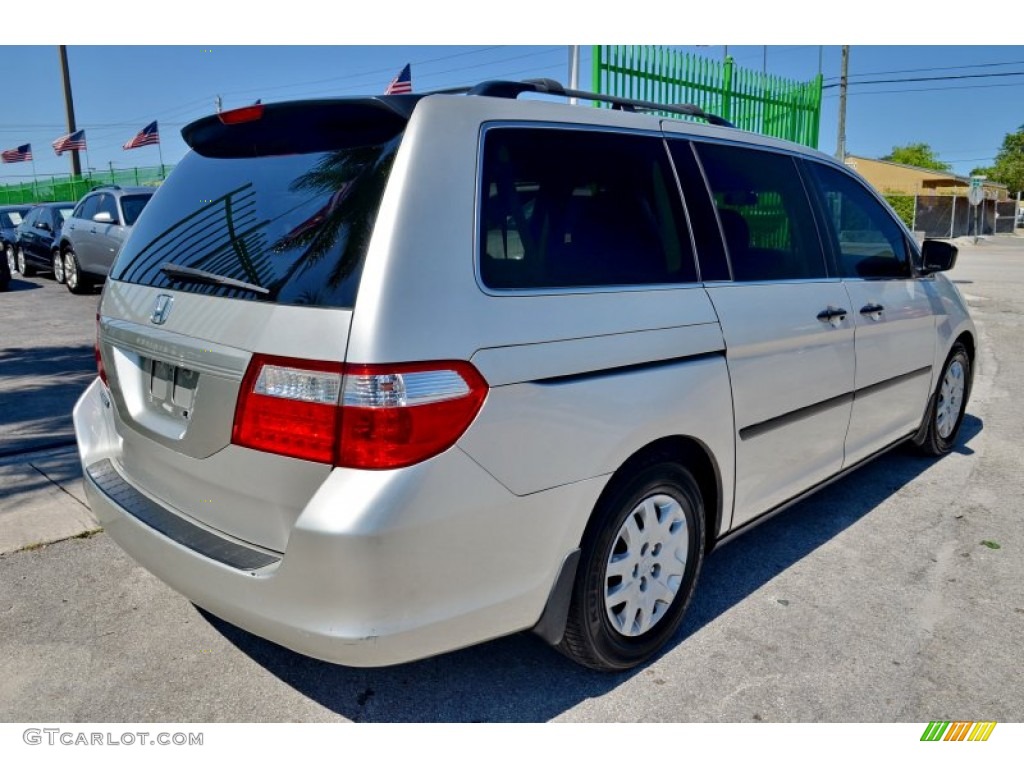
[823,58,1024,83]
[823,70,1024,89]
[822,78,1024,98]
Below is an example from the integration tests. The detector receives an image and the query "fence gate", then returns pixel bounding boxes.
[995,200,1017,234]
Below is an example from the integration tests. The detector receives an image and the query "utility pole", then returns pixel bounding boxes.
[58,45,82,178]
[567,46,580,104]
[836,45,850,161]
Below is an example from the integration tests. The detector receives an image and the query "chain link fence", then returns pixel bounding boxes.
[0,165,170,205]
[884,194,1019,238]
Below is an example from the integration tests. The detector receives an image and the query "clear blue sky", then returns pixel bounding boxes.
[5,37,1022,184]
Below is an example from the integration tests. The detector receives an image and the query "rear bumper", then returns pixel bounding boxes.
[73,378,603,667]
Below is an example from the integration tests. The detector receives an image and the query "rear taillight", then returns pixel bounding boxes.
[95,311,107,386]
[232,356,487,469]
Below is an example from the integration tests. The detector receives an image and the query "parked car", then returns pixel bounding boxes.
[13,202,75,279]
[74,82,975,671]
[59,185,154,294]
[0,204,31,291]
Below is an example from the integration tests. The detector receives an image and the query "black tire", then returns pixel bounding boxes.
[52,248,65,284]
[914,342,971,457]
[4,243,16,276]
[558,461,705,670]
[64,248,90,294]
[17,246,34,277]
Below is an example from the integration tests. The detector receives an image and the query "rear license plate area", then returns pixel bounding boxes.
[148,359,199,420]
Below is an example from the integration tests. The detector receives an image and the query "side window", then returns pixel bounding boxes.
[695,143,826,282]
[77,195,101,222]
[805,162,910,279]
[96,194,120,224]
[479,128,696,289]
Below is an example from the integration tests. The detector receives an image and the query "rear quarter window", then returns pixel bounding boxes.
[479,127,696,290]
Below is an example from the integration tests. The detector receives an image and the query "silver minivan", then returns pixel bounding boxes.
[73,80,975,670]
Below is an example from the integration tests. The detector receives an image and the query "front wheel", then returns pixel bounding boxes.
[915,342,971,456]
[5,244,16,275]
[17,247,34,277]
[64,248,90,294]
[52,249,65,284]
[558,461,705,670]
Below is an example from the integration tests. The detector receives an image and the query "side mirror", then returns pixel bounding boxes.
[37,220,51,232]
[93,211,117,225]
[921,240,958,274]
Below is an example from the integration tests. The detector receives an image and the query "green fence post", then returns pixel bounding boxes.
[722,56,734,123]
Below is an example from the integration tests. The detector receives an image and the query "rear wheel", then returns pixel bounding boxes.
[5,244,16,275]
[915,342,970,456]
[558,461,705,670]
[17,247,34,277]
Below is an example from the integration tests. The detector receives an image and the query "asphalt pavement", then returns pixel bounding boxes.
[0,272,100,554]
[0,239,1022,722]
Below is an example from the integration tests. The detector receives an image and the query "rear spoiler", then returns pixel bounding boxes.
[182,97,421,158]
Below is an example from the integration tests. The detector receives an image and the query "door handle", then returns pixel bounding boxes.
[860,303,884,322]
[816,306,848,323]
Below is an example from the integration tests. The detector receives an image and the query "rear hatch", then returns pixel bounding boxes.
[96,98,413,552]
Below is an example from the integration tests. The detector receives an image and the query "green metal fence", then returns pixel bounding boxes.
[592,46,823,148]
[0,165,171,205]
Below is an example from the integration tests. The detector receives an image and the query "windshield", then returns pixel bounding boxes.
[57,207,73,222]
[111,135,401,308]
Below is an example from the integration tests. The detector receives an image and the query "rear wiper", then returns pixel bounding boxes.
[160,263,270,296]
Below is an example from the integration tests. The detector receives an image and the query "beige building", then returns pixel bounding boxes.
[844,155,1009,201]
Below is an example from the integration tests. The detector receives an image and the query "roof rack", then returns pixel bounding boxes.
[90,184,122,192]
[431,78,734,128]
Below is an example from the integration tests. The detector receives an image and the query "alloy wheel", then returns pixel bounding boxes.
[53,251,65,283]
[64,251,78,291]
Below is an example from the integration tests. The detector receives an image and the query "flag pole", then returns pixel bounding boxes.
[31,155,38,202]
[157,141,164,178]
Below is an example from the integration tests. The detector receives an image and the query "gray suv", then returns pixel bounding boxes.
[59,185,153,294]
[74,80,974,670]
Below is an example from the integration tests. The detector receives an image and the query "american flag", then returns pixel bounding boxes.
[1,144,32,163]
[52,130,87,156]
[123,121,160,150]
[384,64,412,95]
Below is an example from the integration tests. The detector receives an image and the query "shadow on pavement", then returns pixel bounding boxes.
[2,278,43,292]
[202,415,982,722]
[0,344,95,456]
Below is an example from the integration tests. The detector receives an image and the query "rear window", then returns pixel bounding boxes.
[120,194,152,226]
[110,136,401,308]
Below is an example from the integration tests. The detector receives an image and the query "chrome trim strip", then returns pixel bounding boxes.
[102,318,249,380]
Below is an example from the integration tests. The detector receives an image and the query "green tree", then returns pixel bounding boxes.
[881,143,951,172]
[987,125,1024,196]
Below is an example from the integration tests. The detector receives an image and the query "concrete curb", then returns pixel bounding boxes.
[0,444,99,555]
